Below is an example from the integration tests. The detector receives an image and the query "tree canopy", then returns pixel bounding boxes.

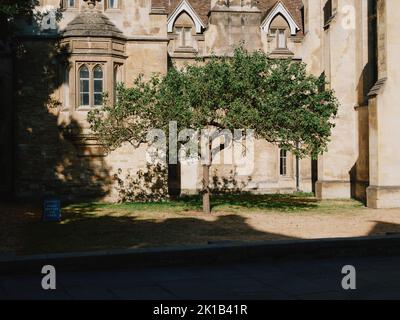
[0,0,38,40]
[88,47,339,212]
[90,48,338,157]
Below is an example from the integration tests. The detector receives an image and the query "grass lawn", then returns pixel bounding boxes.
[2,193,400,256]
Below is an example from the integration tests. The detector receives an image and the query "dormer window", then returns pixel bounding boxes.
[261,1,300,37]
[173,12,195,49]
[277,29,287,49]
[62,0,77,9]
[167,0,205,34]
[269,14,290,50]
[176,27,193,48]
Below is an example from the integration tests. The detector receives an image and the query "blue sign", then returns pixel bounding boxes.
[42,198,61,222]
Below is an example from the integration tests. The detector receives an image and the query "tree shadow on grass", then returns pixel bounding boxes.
[15,204,299,255]
[5,199,400,256]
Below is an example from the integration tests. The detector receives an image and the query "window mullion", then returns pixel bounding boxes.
[90,66,94,108]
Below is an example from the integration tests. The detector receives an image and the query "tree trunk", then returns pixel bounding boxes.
[202,131,213,214]
[202,164,211,214]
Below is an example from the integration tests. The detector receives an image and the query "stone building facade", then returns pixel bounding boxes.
[1,0,399,208]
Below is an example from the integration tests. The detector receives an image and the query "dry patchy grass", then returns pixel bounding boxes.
[1,194,400,256]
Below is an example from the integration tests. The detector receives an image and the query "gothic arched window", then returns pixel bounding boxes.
[270,14,290,50]
[113,64,123,103]
[261,2,300,36]
[63,65,70,109]
[93,65,104,106]
[280,149,288,176]
[79,65,90,107]
[107,0,118,9]
[174,12,195,49]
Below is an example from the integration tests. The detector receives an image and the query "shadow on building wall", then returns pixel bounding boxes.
[350,0,378,204]
[113,163,169,202]
[13,38,113,202]
[211,168,252,195]
[0,42,14,198]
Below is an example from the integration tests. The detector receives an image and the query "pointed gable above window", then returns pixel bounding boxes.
[261,1,300,36]
[167,0,205,34]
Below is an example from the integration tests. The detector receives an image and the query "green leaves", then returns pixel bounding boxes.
[0,0,39,40]
[88,47,339,159]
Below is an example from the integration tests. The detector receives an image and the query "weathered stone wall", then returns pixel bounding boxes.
[13,1,169,201]
[302,0,366,200]
[205,8,263,56]
[180,139,312,195]
[367,0,400,208]
[169,0,308,195]
[14,40,110,200]
[17,0,396,203]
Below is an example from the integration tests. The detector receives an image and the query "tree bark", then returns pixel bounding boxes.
[202,164,211,214]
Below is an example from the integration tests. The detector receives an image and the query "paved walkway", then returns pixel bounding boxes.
[1,254,400,300]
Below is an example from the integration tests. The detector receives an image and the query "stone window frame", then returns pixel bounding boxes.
[280,149,288,176]
[175,26,194,49]
[261,1,300,36]
[104,0,121,11]
[171,11,200,53]
[323,0,338,29]
[79,65,90,107]
[267,13,294,56]
[75,61,107,111]
[63,0,79,10]
[300,3,309,35]
[92,64,104,106]
[270,28,288,50]
[60,63,71,111]
[59,37,127,112]
[167,0,205,34]
[113,62,123,104]
[277,29,287,49]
